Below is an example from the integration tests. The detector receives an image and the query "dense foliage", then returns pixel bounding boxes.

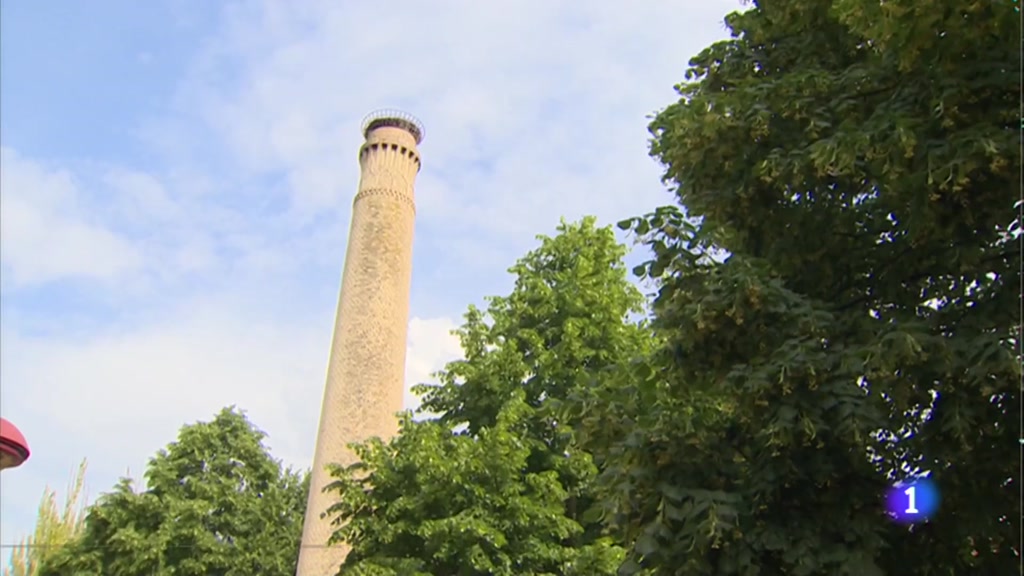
[40,408,309,576]
[326,218,651,575]
[576,0,1019,574]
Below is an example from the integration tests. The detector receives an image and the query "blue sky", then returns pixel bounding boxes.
[1,0,741,552]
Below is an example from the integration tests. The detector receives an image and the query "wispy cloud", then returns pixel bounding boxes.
[0,148,143,288]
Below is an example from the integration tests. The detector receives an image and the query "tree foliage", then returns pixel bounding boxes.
[578,0,1019,574]
[327,217,651,575]
[5,460,88,576]
[40,408,309,576]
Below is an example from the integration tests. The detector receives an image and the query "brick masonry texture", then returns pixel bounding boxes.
[295,124,421,576]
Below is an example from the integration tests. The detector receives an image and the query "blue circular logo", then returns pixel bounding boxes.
[885,479,939,523]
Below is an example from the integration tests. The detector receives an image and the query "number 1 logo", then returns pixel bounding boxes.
[904,486,918,514]
[886,479,939,523]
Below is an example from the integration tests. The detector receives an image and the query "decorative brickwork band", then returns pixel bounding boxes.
[354,188,416,213]
[295,112,424,576]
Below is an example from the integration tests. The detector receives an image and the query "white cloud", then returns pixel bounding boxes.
[168,0,744,232]
[102,169,181,225]
[404,316,463,413]
[0,148,143,288]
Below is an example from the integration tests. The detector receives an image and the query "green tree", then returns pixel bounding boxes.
[328,400,625,576]
[327,217,651,575]
[579,1,1019,574]
[5,460,88,576]
[40,408,309,576]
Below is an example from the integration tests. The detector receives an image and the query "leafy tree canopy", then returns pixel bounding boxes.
[40,408,309,576]
[327,217,652,575]
[328,401,625,576]
[578,1,1019,574]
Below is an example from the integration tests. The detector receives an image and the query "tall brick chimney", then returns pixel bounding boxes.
[296,110,424,576]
